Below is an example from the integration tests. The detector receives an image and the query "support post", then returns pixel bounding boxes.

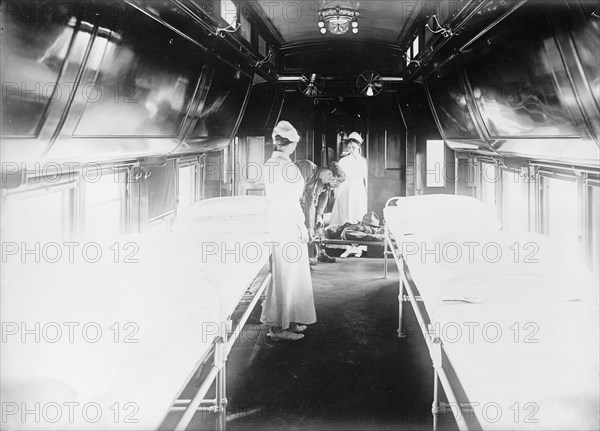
[432,368,440,431]
[215,364,227,430]
[384,224,389,279]
[397,279,406,338]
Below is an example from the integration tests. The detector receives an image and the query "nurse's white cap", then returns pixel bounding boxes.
[347,132,363,144]
[272,120,300,143]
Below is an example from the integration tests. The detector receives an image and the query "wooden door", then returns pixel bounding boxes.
[367,93,406,217]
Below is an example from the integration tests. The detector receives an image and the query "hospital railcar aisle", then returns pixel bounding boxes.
[178,259,458,431]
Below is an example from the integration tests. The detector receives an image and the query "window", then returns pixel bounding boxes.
[240,136,266,195]
[426,140,446,187]
[2,186,74,241]
[240,12,251,42]
[146,162,177,232]
[147,161,176,221]
[480,162,498,209]
[412,35,420,58]
[501,169,527,231]
[258,35,267,57]
[220,138,236,196]
[178,165,196,211]
[587,183,600,276]
[541,175,579,256]
[220,0,237,27]
[223,141,230,183]
[84,171,123,238]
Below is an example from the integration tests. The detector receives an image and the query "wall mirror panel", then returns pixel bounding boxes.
[71,5,207,138]
[462,8,581,139]
[189,60,252,139]
[1,2,81,137]
[425,57,480,140]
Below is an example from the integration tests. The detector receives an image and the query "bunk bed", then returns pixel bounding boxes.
[1,196,272,431]
[383,194,599,430]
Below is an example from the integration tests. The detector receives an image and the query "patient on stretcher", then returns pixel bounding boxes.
[322,211,384,256]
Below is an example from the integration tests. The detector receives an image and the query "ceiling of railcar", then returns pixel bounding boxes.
[254,0,422,46]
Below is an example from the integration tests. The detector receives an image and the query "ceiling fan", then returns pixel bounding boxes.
[356,71,383,97]
[298,72,325,97]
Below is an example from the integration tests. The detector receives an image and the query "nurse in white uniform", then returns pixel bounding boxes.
[330,132,368,225]
[330,132,368,257]
[261,121,317,341]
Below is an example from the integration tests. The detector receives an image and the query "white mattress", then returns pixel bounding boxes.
[385,225,600,429]
[402,231,598,312]
[133,229,271,317]
[384,195,501,240]
[433,301,599,430]
[1,225,271,430]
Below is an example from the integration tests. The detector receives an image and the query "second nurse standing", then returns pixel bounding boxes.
[330,132,368,225]
[261,121,317,341]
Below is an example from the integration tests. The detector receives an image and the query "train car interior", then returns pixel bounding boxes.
[1,0,599,430]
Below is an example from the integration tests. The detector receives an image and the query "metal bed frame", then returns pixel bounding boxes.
[383,196,474,431]
[317,238,388,277]
[162,261,272,431]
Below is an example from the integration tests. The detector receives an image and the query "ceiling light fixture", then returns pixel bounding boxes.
[317,2,359,35]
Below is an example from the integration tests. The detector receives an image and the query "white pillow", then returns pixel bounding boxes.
[173,196,269,232]
[393,194,496,218]
[401,215,500,235]
[173,216,268,234]
[386,195,501,234]
[180,196,269,218]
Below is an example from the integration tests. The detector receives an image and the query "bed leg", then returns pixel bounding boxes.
[397,279,406,338]
[215,365,227,430]
[383,238,389,279]
[213,338,227,414]
[432,369,440,431]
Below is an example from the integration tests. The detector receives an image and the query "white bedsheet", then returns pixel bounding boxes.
[432,301,599,430]
[1,225,271,430]
[384,195,501,239]
[383,216,600,429]
[401,231,598,311]
[133,229,271,317]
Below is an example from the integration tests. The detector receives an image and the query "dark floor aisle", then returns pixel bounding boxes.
[191,258,452,431]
